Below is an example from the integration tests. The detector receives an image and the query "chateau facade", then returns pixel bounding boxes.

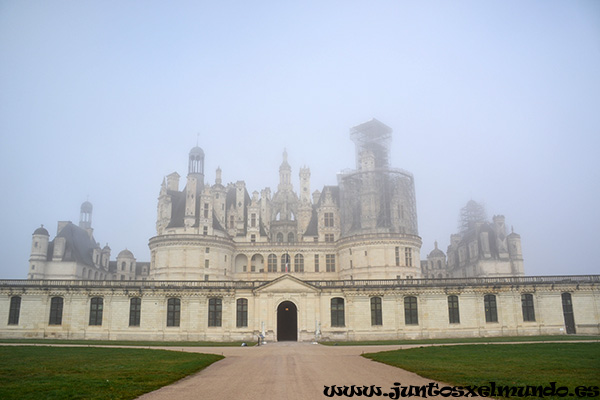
[3,119,598,341]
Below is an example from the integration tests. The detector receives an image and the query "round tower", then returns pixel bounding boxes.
[30,225,49,261]
[79,201,93,230]
[29,225,49,279]
[188,146,205,179]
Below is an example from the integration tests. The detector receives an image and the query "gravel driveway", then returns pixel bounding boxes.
[137,342,450,400]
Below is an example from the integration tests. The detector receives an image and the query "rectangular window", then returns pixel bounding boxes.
[268,254,277,272]
[167,298,180,327]
[129,297,141,327]
[203,226,208,236]
[208,298,222,327]
[371,297,383,326]
[8,296,21,325]
[251,234,256,243]
[395,246,400,266]
[484,294,498,323]
[404,296,418,325]
[49,297,63,325]
[203,203,209,218]
[206,247,210,253]
[405,247,412,267]
[314,255,319,272]
[325,254,336,272]
[294,254,304,272]
[89,297,103,326]
[521,293,536,322]
[448,295,460,324]
[324,212,334,227]
[251,213,256,228]
[324,233,334,243]
[331,298,345,327]
[229,216,234,229]
[205,259,209,268]
[236,298,248,328]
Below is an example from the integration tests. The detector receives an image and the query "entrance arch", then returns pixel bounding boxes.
[277,301,298,341]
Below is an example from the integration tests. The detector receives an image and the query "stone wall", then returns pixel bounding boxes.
[1,275,598,342]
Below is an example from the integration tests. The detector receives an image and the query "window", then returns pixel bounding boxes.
[324,234,334,243]
[89,297,103,326]
[121,262,126,271]
[268,254,277,272]
[484,294,498,323]
[395,247,400,266]
[404,296,418,325]
[371,297,382,326]
[521,293,536,322]
[236,298,248,327]
[294,254,304,272]
[251,213,256,228]
[250,234,256,243]
[326,254,336,272]
[203,226,208,236]
[405,247,412,267]
[281,254,291,272]
[208,298,222,327]
[129,297,141,327]
[448,295,460,324]
[49,297,63,325]
[287,232,295,243]
[206,247,210,253]
[276,233,283,243]
[314,255,320,272]
[167,298,180,327]
[324,212,334,227]
[203,203,209,218]
[204,259,210,268]
[331,297,345,327]
[229,215,235,229]
[8,296,21,325]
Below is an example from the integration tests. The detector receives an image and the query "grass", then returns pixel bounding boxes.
[363,343,600,399]
[0,338,254,347]
[320,334,600,346]
[0,346,223,400]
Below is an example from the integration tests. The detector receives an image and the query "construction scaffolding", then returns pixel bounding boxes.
[338,119,418,237]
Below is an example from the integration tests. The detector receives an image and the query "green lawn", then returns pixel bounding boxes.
[0,338,254,347]
[320,335,600,346]
[363,343,600,399]
[0,346,223,400]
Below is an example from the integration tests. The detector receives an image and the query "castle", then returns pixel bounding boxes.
[27,119,523,283]
[2,120,597,342]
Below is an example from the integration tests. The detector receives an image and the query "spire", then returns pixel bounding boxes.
[278,148,292,190]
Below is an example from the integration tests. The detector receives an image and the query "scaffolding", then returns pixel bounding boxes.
[338,119,418,237]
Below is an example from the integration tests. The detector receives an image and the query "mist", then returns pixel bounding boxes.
[0,1,599,279]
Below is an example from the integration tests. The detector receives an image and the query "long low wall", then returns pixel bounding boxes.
[0,275,598,341]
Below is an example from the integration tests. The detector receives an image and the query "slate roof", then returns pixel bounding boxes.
[51,222,99,267]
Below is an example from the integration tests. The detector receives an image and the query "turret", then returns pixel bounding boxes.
[79,201,93,234]
[30,225,49,261]
[278,149,292,191]
[299,167,311,204]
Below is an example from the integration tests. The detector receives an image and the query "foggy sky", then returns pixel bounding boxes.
[1,1,599,279]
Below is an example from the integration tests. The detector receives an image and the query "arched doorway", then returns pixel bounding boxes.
[277,301,298,341]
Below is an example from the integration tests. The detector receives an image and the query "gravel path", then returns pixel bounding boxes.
[137,342,450,400]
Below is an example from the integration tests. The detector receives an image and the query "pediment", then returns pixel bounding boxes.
[254,275,319,294]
